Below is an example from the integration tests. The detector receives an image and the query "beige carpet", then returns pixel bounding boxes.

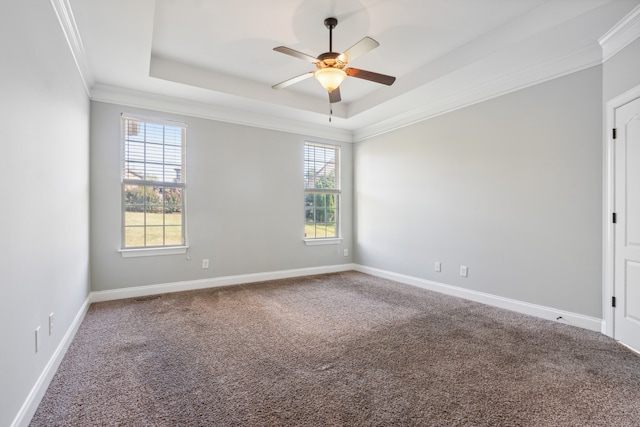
[31,271,640,426]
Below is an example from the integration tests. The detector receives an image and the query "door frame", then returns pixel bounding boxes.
[603,84,640,338]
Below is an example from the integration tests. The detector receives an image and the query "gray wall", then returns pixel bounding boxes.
[0,2,90,426]
[604,37,640,102]
[90,102,353,291]
[354,66,603,318]
[3,2,637,424]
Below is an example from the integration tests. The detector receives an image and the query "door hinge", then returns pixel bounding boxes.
[613,128,617,139]
[612,296,616,308]
[613,212,617,224]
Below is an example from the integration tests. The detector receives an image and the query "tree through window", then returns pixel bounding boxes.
[121,115,186,248]
[304,142,340,239]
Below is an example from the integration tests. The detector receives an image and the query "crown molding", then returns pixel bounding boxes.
[90,41,603,145]
[57,0,637,145]
[353,44,602,142]
[91,84,354,143]
[599,4,640,62]
[49,0,93,96]
[150,55,349,120]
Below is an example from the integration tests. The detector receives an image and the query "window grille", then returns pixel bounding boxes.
[121,115,186,248]
[304,142,340,239]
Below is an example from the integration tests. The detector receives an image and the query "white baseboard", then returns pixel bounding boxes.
[13,262,604,427]
[354,264,604,332]
[14,263,354,426]
[11,295,92,427]
[91,262,604,332]
[91,263,356,303]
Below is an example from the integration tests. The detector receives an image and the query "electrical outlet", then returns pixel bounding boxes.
[343,249,349,257]
[202,259,210,269]
[435,261,441,272]
[35,326,41,353]
[460,266,468,277]
[49,313,54,335]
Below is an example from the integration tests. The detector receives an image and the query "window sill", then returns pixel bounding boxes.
[119,246,188,258]
[304,238,343,246]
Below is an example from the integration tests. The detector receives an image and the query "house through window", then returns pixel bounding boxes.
[304,142,340,239]
[121,115,186,249]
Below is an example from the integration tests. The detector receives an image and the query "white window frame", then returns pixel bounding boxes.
[304,142,342,245]
[119,114,188,257]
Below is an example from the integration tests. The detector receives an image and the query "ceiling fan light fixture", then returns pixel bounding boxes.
[273,17,395,102]
[314,67,346,92]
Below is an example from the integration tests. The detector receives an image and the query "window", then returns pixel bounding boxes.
[304,142,340,240]
[121,115,186,252]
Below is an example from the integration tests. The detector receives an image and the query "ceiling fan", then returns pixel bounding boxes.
[272,17,396,104]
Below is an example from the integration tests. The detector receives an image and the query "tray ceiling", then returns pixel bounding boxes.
[67,0,640,140]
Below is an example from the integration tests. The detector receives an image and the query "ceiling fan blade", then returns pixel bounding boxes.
[329,87,341,103]
[273,46,318,63]
[345,68,396,86]
[342,37,379,63]
[272,72,314,90]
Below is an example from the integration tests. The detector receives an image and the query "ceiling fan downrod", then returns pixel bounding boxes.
[271,16,395,106]
[324,17,337,52]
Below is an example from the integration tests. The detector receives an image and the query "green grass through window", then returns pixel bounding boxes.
[305,223,336,239]
[124,212,183,247]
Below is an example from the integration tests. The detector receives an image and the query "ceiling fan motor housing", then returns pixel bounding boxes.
[316,52,346,69]
[272,15,395,102]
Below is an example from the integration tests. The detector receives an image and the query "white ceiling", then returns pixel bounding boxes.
[67,0,640,140]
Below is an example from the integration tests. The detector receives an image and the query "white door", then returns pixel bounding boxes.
[614,96,640,352]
